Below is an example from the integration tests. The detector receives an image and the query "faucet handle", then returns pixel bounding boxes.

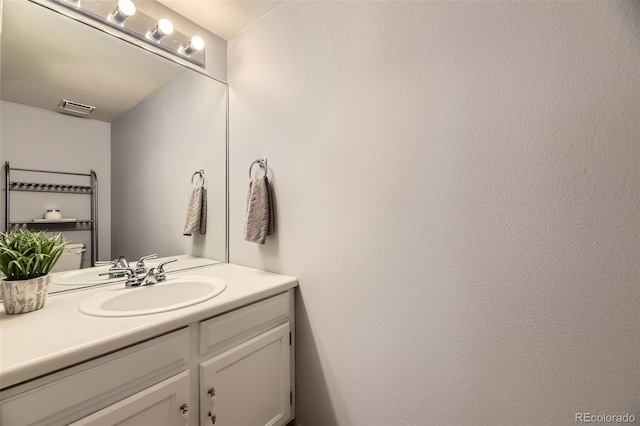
[157,259,177,272]
[97,261,128,278]
[135,254,158,274]
[138,254,158,263]
[152,259,178,282]
[115,256,129,268]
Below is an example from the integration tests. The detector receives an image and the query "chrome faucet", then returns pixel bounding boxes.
[135,254,158,274]
[109,259,178,288]
[143,259,178,284]
[96,255,130,278]
[103,267,139,288]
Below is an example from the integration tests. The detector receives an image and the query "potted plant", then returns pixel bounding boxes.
[0,230,67,314]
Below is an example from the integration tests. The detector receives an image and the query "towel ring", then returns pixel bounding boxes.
[249,158,267,178]
[191,169,205,184]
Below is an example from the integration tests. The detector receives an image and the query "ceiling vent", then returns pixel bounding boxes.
[58,99,96,116]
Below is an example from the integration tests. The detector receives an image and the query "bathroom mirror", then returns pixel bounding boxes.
[0,0,228,293]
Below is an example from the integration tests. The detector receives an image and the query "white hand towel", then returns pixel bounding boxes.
[243,177,273,244]
[183,184,207,236]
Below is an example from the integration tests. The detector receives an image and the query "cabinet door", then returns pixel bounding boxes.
[200,323,290,426]
[70,371,191,426]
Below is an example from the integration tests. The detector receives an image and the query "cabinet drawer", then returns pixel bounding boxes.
[69,371,190,426]
[1,328,189,426]
[200,292,289,356]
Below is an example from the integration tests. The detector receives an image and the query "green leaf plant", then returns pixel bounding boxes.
[0,230,67,281]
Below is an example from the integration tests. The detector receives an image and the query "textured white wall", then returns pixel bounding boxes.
[0,101,111,267]
[228,1,639,425]
[111,71,227,262]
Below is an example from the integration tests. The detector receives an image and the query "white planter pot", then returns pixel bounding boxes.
[1,274,50,315]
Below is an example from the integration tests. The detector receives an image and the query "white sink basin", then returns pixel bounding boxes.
[51,263,160,286]
[78,275,226,317]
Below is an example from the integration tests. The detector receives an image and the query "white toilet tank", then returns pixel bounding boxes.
[51,243,85,273]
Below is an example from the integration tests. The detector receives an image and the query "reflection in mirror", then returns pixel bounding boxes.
[0,0,227,294]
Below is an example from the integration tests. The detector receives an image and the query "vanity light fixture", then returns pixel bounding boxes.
[183,36,205,55]
[111,0,136,24]
[52,0,206,67]
[150,18,174,41]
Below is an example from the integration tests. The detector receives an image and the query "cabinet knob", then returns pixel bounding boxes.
[208,387,216,397]
[179,403,189,414]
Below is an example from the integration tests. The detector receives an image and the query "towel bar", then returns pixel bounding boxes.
[191,169,205,184]
[249,158,267,178]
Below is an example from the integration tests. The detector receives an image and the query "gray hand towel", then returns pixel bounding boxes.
[183,185,207,236]
[243,177,273,244]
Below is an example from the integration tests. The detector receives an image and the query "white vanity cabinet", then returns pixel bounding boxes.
[198,293,293,426]
[0,290,295,426]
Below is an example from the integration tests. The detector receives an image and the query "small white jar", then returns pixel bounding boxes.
[44,209,62,220]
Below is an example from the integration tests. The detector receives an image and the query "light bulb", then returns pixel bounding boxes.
[112,0,136,23]
[184,36,205,54]
[190,36,204,51]
[118,0,136,17]
[158,19,174,36]
[150,18,174,40]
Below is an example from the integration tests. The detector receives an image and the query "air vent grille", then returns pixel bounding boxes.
[58,99,96,116]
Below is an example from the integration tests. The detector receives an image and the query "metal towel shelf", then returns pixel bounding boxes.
[4,162,99,266]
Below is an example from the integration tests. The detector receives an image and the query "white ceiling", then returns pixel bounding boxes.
[158,0,285,40]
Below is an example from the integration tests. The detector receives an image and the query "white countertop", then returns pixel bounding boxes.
[0,263,298,389]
